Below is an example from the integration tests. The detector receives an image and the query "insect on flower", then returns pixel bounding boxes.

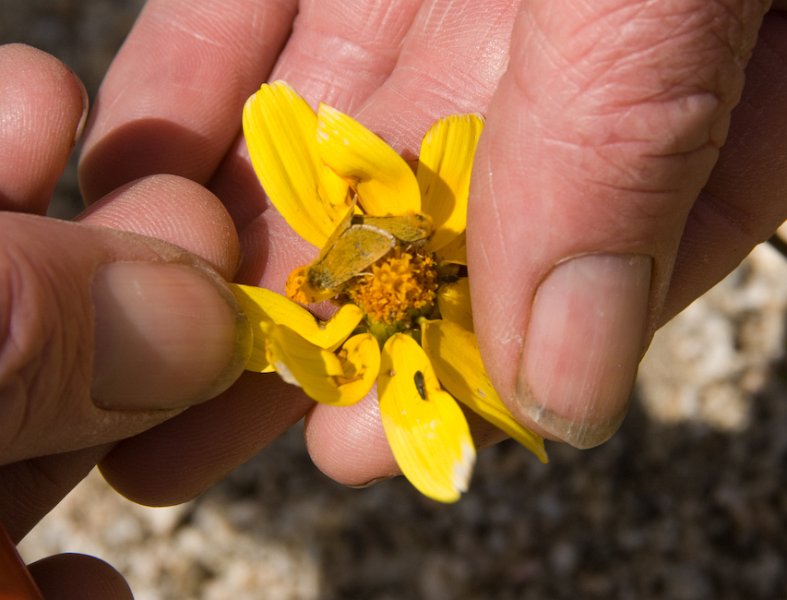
[230,81,547,503]
[287,205,433,304]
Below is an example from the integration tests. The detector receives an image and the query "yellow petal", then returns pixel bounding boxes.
[378,334,476,503]
[437,278,473,332]
[316,103,421,216]
[266,324,339,402]
[243,81,349,247]
[421,320,548,463]
[417,114,484,252]
[437,231,467,266]
[230,283,363,366]
[268,327,379,406]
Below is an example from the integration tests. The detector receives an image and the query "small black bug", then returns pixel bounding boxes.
[414,370,427,400]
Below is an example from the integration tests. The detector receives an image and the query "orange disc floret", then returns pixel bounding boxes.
[346,248,438,328]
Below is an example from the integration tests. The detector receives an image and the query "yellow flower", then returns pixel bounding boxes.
[231,81,546,503]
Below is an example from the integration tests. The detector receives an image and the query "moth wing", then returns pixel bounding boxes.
[352,213,432,243]
[308,224,395,291]
[315,197,358,261]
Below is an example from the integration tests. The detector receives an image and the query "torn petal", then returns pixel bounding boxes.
[230,283,362,352]
[267,326,376,406]
[333,333,382,405]
[378,334,476,503]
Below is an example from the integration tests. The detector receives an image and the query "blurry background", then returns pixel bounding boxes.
[3,2,787,599]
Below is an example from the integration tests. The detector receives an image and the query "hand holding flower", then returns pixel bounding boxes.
[76,0,787,499]
[232,82,546,501]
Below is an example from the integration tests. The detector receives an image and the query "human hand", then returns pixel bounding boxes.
[76,0,787,501]
[0,43,253,596]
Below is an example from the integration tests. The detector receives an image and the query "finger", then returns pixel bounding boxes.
[468,1,770,448]
[28,553,132,600]
[78,181,312,506]
[269,0,421,111]
[207,0,423,277]
[0,44,86,214]
[304,391,398,487]
[99,373,311,506]
[0,446,108,543]
[299,0,522,484]
[1,521,44,597]
[663,11,787,319]
[78,0,297,203]
[0,211,249,464]
[352,0,520,152]
[0,176,246,537]
[77,173,241,280]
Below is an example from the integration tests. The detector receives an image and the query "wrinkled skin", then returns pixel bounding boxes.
[1,1,785,595]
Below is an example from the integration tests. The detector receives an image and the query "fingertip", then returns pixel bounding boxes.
[0,44,87,213]
[77,174,241,280]
[28,553,132,600]
[77,0,297,204]
[304,397,516,488]
[304,394,400,487]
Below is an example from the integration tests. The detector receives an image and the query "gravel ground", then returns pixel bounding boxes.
[4,3,787,599]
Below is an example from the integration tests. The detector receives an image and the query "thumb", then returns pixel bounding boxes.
[468,1,768,447]
[0,213,251,464]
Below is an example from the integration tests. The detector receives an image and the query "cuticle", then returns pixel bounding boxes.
[69,67,90,147]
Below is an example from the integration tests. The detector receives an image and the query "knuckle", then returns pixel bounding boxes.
[511,1,772,210]
[520,0,766,152]
[0,220,91,459]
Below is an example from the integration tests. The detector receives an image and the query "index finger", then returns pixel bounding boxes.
[78,0,297,203]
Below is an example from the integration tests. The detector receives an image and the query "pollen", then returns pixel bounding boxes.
[345,247,438,331]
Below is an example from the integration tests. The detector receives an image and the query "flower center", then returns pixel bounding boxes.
[343,246,439,338]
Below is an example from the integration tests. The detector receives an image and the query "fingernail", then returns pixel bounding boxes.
[347,476,395,489]
[517,254,652,448]
[91,262,252,410]
[70,69,89,146]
